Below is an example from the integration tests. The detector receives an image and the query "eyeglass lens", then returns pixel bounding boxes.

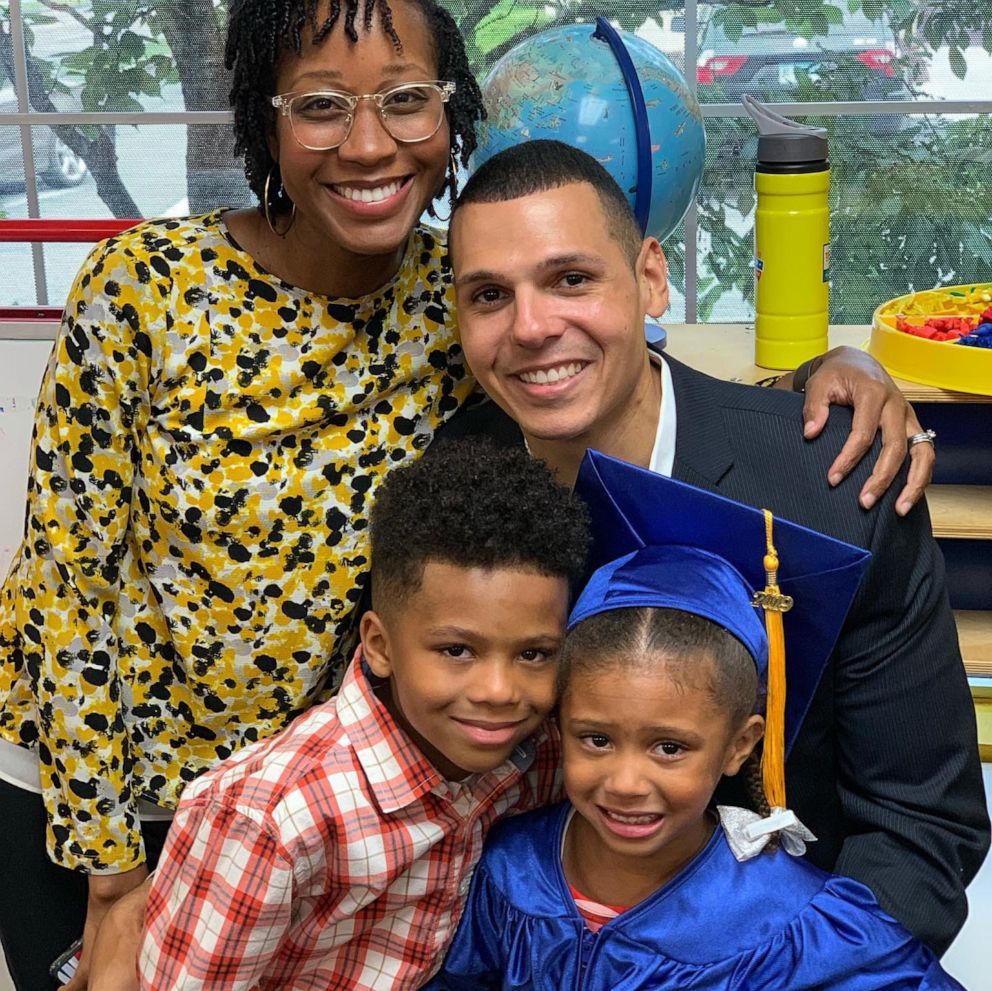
[289,84,448,150]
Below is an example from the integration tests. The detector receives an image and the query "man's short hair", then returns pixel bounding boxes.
[369,439,589,613]
[451,139,645,265]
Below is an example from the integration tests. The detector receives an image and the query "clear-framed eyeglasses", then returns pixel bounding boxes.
[271,80,456,151]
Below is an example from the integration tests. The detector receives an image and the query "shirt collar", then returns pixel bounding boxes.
[648,350,677,477]
[336,656,442,813]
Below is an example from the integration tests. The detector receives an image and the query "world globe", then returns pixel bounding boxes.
[470,20,706,243]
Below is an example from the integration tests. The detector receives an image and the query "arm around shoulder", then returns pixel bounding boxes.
[783,345,934,513]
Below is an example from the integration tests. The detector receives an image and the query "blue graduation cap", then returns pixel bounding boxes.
[572,450,871,814]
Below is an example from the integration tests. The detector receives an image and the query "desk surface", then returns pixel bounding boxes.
[662,324,992,404]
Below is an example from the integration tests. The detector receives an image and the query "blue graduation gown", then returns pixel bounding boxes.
[426,802,963,990]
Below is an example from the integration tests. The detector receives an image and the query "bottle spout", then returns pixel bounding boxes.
[742,95,827,139]
[743,95,828,164]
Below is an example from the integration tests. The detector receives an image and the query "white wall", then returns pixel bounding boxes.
[944,763,992,986]
[0,340,52,581]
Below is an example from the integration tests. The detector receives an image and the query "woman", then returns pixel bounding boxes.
[0,1,930,988]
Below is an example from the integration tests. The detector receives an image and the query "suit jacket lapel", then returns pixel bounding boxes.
[663,354,736,489]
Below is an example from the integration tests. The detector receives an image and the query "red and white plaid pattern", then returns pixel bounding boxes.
[138,657,559,990]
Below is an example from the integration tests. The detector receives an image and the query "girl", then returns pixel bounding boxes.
[429,476,962,990]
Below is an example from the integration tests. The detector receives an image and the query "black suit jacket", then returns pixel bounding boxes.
[437,354,989,954]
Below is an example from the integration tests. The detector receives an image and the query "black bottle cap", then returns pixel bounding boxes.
[757,131,828,165]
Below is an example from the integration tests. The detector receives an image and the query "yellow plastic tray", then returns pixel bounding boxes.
[870,283,992,396]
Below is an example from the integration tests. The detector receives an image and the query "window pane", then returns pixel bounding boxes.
[694,1,992,106]
[0,61,15,113]
[0,138,33,307]
[21,3,229,113]
[635,4,688,76]
[0,240,93,308]
[0,243,40,306]
[44,241,101,306]
[25,123,249,219]
[699,112,992,324]
[695,2,919,105]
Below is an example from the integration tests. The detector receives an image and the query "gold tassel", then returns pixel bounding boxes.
[752,509,793,812]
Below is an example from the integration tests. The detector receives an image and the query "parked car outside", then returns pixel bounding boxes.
[0,81,88,190]
[694,4,922,104]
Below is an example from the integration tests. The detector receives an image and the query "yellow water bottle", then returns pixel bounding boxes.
[745,98,830,370]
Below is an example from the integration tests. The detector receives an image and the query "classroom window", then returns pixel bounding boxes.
[0,0,990,323]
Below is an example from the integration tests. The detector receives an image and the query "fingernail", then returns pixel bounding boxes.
[828,472,843,486]
[896,500,910,516]
[804,421,816,437]
[861,492,876,509]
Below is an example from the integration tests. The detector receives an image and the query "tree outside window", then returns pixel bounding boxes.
[1,0,990,321]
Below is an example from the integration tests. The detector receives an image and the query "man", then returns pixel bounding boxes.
[445,138,988,954]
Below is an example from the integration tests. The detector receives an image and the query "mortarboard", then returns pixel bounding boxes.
[572,450,871,822]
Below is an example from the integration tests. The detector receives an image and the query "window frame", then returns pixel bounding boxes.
[1,0,991,336]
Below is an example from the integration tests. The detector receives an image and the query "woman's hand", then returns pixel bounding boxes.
[60,866,148,991]
[790,346,934,515]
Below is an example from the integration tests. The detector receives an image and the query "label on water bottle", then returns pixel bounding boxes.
[754,256,764,281]
[822,244,831,283]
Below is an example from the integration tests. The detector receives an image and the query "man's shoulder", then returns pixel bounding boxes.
[668,356,856,462]
[667,356,879,545]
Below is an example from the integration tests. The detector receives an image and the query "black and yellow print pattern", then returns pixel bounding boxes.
[0,212,474,872]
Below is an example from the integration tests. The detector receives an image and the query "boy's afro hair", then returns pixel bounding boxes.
[370,439,590,608]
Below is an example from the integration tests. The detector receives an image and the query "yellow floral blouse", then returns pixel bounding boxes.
[0,211,474,873]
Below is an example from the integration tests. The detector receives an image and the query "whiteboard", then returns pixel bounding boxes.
[0,340,55,579]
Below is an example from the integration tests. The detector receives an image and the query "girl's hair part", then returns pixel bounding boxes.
[560,607,761,732]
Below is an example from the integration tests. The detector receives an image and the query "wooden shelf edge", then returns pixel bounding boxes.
[929,486,992,541]
[661,325,992,403]
[889,383,992,405]
[974,691,992,763]
[959,611,992,678]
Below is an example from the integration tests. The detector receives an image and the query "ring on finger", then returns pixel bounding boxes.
[908,429,936,448]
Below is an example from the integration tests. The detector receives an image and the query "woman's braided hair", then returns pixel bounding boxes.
[225,0,485,216]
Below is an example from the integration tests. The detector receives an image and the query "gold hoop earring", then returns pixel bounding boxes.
[263,169,296,237]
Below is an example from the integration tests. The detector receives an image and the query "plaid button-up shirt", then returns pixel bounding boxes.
[138,658,560,990]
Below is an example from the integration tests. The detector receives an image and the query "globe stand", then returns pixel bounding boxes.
[592,17,653,236]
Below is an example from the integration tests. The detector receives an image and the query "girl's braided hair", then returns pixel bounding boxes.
[225,0,485,216]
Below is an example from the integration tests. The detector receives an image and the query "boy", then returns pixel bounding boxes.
[137,441,589,990]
